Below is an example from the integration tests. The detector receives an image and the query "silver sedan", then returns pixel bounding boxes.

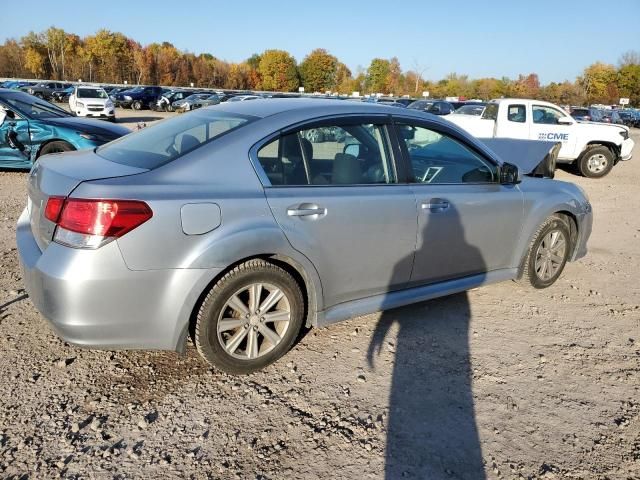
[17,99,592,374]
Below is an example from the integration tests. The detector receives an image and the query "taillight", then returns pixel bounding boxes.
[46,198,152,249]
[44,196,65,222]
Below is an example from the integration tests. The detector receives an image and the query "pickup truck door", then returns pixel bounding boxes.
[495,102,530,139]
[528,104,577,159]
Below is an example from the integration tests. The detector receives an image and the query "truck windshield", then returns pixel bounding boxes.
[77,88,108,99]
[481,103,499,120]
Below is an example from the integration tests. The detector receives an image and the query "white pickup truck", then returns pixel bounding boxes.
[447,98,634,178]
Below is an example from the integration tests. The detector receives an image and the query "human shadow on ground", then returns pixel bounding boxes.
[368,205,486,479]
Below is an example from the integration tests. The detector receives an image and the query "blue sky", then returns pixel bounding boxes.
[2,0,638,84]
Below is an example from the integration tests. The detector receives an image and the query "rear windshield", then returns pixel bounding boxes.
[96,109,256,169]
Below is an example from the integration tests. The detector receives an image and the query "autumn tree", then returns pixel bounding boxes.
[298,48,338,92]
[258,50,299,91]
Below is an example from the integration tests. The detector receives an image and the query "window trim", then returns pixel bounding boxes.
[390,116,500,186]
[249,114,402,188]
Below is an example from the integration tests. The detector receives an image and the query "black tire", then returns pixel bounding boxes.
[578,146,614,178]
[521,215,571,289]
[38,141,75,158]
[166,104,174,112]
[132,100,143,110]
[194,259,304,374]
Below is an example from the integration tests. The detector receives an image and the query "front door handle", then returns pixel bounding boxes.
[287,203,327,218]
[421,199,449,211]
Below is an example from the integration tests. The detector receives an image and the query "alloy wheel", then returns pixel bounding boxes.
[534,230,567,281]
[216,282,291,360]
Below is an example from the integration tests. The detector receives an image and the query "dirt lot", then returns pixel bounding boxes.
[0,122,638,479]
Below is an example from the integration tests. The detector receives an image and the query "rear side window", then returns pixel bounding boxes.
[507,105,526,123]
[256,123,395,186]
[97,110,255,169]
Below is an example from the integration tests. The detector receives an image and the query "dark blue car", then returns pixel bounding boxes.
[114,86,165,110]
[0,88,129,169]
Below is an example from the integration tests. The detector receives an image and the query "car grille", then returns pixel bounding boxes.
[88,105,103,111]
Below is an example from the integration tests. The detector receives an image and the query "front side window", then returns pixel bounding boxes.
[532,105,565,124]
[256,123,395,186]
[396,123,497,184]
[97,110,255,169]
[507,104,526,123]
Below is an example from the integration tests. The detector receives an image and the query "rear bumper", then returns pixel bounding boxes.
[16,208,220,351]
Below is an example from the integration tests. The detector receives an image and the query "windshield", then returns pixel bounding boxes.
[77,88,108,99]
[97,109,256,169]
[1,91,71,119]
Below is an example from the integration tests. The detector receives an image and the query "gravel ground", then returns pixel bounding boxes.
[0,126,638,480]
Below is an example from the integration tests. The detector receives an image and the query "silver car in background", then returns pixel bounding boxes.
[17,99,592,374]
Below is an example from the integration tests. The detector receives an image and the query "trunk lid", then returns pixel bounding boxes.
[28,149,148,250]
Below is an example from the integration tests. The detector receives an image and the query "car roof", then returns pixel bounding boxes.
[211,98,432,119]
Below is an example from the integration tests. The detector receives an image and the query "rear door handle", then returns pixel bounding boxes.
[421,199,449,211]
[287,203,327,217]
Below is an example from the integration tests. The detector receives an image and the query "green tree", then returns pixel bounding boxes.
[579,62,617,104]
[366,58,391,93]
[617,63,640,105]
[258,49,299,91]
[298,48,338,93]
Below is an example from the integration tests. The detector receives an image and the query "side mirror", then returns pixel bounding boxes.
[557,117,573,125]
[344,143,361,158]
[500,162,521,185]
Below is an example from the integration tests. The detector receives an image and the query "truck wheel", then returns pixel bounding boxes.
[132,100,143,110]
[38,141,75,158]
[521,215,571,289]
[194,259,304,374]
[578,146,614,178]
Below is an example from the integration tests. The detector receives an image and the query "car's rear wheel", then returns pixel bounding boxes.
[578,146,614,178]
[38,141,75,158]
[194,259,304,374]
[521,215,571,289]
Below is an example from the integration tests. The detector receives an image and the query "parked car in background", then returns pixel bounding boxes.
[408,99,455,115]
[20,81,72,100]
[0,88,129,168]
[2,81,35,90]
[107,87,129,101]
[600,109,624,125]
[570,107,604,123]
[16,99,593,374]
[453,103,487,116]
[155,90,200,112]
[448,98,634,178]
[617,110,637,128]
[172,93,213,112]
[69,85,116,121]
[51,86,75,103]
[114,86,165,110]
[190,94,221,110]
[225,95,261,102]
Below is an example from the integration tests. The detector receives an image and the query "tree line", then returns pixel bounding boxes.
[1,27,639,106]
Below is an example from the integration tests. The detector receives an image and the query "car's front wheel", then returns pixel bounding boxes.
[194,259,304,374]
[578,146,614,178]
[521,215,571,289]
[38,141,75,158]
[132,100,143,110]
